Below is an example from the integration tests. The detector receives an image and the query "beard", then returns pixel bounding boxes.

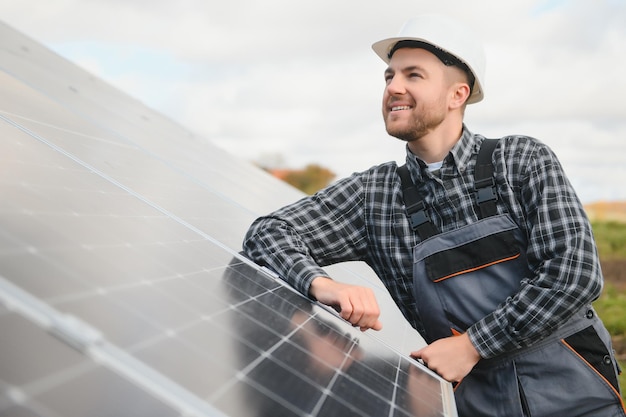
[384,100,446,143]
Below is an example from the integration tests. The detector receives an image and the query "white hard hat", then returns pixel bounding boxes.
[372,14,486,104]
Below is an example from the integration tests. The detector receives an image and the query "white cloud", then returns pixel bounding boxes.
[1,0,625,203]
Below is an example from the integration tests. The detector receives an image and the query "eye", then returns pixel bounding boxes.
[409,72,422,79]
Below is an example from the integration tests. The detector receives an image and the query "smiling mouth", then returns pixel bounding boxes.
[391,105,411,111]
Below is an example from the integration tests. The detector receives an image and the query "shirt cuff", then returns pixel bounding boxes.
[288,258,330,299]
[467,314,522,359]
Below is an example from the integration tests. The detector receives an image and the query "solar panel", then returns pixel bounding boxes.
[0,20,458,416]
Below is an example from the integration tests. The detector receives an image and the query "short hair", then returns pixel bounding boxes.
[388,40,475,95]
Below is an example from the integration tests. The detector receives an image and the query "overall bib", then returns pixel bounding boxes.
[399,139,624,417]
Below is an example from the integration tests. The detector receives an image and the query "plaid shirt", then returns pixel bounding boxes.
[243,127,602,359]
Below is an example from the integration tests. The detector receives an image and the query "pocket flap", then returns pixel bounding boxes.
[425,229,520,282]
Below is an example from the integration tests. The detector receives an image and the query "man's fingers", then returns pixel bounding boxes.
[337,298,355,322]
[361,319,383,332]
[408,335,480,382]
[310,277,382,331]
[337,287,382,331]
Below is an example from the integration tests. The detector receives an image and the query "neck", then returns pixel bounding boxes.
[407,121,464,164]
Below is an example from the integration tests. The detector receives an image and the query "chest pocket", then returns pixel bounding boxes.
[425,228,520,283]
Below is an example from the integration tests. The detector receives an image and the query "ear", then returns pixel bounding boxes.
[449,82,471,110]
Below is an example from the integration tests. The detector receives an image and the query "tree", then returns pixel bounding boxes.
[281,164,336,195]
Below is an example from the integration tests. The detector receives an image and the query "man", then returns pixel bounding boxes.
[243,14,624,417]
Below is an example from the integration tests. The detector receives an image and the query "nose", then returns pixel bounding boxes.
[385,74,406,96]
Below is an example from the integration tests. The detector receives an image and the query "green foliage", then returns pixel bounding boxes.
[594,284,626,402]
[594,283,626,336]
[591,220,626,260]
[590,220,626,401]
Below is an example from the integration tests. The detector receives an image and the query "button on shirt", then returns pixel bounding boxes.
[243,127,602,359]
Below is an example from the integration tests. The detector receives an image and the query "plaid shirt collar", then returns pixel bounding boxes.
[404,125,481,183]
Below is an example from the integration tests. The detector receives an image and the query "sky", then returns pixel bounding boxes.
[1,0,625,203]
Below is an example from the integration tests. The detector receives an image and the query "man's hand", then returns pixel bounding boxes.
[309,276,383,331]
[410,333,480,383]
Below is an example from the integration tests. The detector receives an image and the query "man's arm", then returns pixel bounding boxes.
[243,173,383,331]
[468,137,603,359]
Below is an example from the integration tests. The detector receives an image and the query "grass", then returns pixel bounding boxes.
[591,220,626,402]
[593,283,626,402]
[594,283,626,336]
[592,220,626,260]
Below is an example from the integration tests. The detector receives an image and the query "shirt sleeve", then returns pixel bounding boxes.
[242,173,369,297]
[467,138,603,359]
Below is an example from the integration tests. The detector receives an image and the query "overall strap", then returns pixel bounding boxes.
[397,165,438,239]
[474,138,500,218]
[398,138,500,240]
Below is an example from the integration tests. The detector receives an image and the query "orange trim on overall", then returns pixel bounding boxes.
[433,253,521,283]
[561,339,626,412]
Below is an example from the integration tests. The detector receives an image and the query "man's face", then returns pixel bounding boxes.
[382,47,450,142]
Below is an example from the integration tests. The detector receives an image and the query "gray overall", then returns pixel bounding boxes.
[401,140,625,417]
